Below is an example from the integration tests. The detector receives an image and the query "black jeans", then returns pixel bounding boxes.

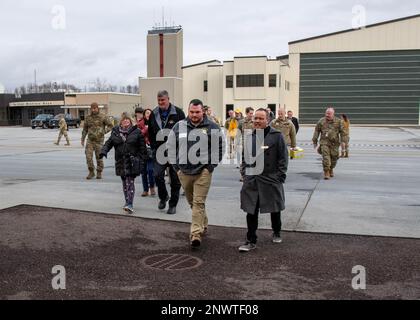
[246,199,281,244]
[154,161,181,208]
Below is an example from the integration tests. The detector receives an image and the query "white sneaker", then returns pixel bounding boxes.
[272,233,282,243]
[239,242,257,252]
[123,205,135,214]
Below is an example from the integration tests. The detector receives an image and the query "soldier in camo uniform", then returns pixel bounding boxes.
[204,106,220,126]
[270,108,297,149]
[237,107,254,181]
[81,102,114,180]
[238,107,254,135]
[54,114,70,146]
[312,107,347,180]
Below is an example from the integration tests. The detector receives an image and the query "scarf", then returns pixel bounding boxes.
[119,125,132,142]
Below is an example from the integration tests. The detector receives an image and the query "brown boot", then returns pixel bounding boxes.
[141,191,149,197]
[330,168,334,178]
[86,170,95,180]
[340,151,345,158]
[96,171,102,179]
[344,151,349,158]
[324,170,330,180]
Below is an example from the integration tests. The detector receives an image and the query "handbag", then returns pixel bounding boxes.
[128,154,142,176]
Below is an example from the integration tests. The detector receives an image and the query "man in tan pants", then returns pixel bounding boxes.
[167,99,224,249]
[178,169,212,244]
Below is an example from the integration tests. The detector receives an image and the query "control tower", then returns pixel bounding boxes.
[147,26,183,78]
[140,25,184,109]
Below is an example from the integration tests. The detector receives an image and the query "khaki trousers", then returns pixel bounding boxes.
[178,168,212,240]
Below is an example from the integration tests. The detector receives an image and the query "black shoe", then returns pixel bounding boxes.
[239,241,257,252]
[272,233,282,244]
[191,238,201,248]
[167,206,176,215]
[158,196,169,210]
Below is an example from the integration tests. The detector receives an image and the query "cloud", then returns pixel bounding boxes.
[0,0,419,91]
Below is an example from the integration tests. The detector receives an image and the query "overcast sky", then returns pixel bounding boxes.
[0,0,419,91]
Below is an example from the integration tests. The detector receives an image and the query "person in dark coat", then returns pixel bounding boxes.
[287,110,300,134]
[148,90,186,215]
[239,108,289,252]
[135,107,156,197]
[100,113,147,214]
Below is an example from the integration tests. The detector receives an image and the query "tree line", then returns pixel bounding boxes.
[13,78,139,96]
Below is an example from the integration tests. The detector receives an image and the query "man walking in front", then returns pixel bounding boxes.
[312,107,347,180]
[148,90,186,215]
[239,108,289,252]
[81,102,114,180]
[168,99,224,249]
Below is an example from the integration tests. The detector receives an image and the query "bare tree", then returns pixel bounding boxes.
[14,81,80,95]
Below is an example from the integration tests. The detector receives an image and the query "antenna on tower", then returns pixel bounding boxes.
[162,6,164,28]
[34,69,37,93]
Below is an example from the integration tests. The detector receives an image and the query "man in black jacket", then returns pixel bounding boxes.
[287,110,300,134]
[167,99,225,248]
[239,108,289,252]
[148,90,186,215]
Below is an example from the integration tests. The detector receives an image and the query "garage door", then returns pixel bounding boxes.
[299,50,420,124]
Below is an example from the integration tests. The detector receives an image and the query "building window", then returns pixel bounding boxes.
[204,80,208,92]
[285,80,290,91]
[226,75,233,88]
[236,74,264,87]
[269,74,277,87]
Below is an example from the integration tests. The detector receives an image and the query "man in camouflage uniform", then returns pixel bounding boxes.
[81,102,114,180]
[238,107,254,135]
[54,114,70,146]
[237,107,254,181]
[270,108,297,150]
[204,106,220,125]
[312,107,347,180]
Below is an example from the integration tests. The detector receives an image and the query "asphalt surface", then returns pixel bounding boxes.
[1,205,419,300]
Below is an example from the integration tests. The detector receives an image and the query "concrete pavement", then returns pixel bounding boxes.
[0,125,420,238]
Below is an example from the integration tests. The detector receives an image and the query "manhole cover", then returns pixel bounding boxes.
[141,254,203,271]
